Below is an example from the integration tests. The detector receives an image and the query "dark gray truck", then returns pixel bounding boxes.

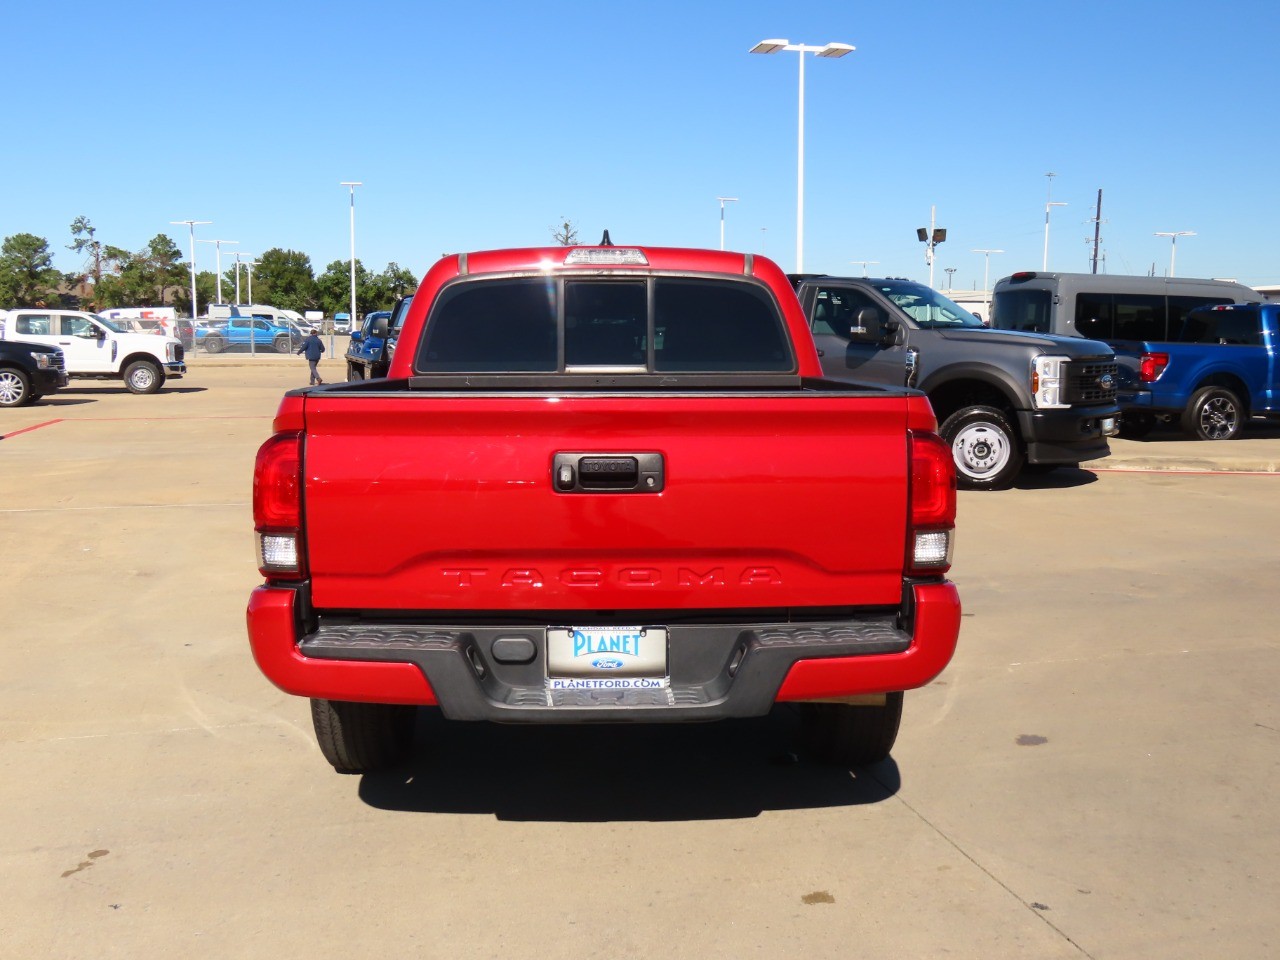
[793,276,1121,489]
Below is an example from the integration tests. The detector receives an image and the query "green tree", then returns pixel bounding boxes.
[172,271,219,318]
[251,248,317,311]
[316,258,377,317]
[68,216,105,307]
[370,261,418,310]
[0,233,63,307]
[96,235,187,307]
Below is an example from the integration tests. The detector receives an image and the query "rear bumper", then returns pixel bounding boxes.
[1018,403,1120,465]
[245,581,961,721]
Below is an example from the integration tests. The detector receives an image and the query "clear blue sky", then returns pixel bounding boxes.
[5,0,1278,291]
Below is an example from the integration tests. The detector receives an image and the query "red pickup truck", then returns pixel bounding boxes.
[247,244,961,774]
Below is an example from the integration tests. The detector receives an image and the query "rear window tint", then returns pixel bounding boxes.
[415,275,792,374]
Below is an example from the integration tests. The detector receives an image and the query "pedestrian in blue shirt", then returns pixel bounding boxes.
[298,331,325,385]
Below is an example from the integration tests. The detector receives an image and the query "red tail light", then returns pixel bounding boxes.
[1139,352,1169,383]
[253,431,305,578]
[907,431,956,577]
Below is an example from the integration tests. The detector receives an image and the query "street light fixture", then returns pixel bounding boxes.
[197,238,238,305]
[944,267,957,290]
[750,38,855,273]
[1154,231,1196,277]
[916,205,946,288]
[340,181,362,331]
[1042,172,1066,270]
[850,260,879,277]
[170,219,212,319]
[716,197,739,251]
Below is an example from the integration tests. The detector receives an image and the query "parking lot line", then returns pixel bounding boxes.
[0,419,64,439]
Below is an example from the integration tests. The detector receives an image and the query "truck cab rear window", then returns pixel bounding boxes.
[417,276,793,373]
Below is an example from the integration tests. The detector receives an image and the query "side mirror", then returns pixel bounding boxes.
[881,317,901,345]
[350,331,364,343]
[850,307,883,339]
[370,316,389,338]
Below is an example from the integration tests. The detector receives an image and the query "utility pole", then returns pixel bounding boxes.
[1090,189,1103,275]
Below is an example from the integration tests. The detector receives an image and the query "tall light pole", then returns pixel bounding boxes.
[1154,231,1195,277]
[716,197,739,250]
[850,260,879,276]
[197,238,238,305]
[972,248,1004,298]
[231,251,256,305]
[340,181,362,329]
[245,259,260,305]
[916,205,946,288]
[170,219,211,319]
[944,267,957,290]
[1042,172,1066,270]
[750,38,855,273]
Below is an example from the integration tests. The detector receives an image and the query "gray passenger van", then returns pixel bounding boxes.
[990,272,1260,341]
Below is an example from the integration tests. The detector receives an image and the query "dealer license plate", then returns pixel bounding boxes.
[546,626,668,690]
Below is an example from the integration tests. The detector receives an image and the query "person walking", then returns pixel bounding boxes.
[298,330,326,385]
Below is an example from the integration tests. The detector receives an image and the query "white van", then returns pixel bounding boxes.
[207,304,310,328]
[0,308,185,393]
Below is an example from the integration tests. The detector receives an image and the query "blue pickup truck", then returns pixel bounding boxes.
[342,296,413,380]
[197,316,301,354]
[1114,302,1279,440]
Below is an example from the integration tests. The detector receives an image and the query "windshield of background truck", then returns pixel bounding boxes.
[991,288,1051,333]
[876,282,984,328]
[417,277,792,373]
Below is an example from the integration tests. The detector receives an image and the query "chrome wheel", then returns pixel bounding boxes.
[1197,395,1238,440]
[0,369,29,406]
[952,420,1013,480]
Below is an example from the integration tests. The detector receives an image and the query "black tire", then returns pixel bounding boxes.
[1181,387,1243,441]
[203,336,225,354]
[938,404,1024,490]
[1118,412,1156,440]
[124,360,164,395]
[274,335,293,355]
[310,698,416,774]
[347,363,364,382]
[799,693,904,766]
[0,367,32,407]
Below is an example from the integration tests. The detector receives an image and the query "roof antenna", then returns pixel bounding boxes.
[599,229,613,247]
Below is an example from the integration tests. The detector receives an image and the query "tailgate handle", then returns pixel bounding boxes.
[553,453,664,494]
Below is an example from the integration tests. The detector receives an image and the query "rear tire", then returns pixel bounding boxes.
[799,693,904,766]
[310,698,416,774]
[347,363,364,382]
[124,360,163,394]
[274,335,293,354]
[203,336,225,354]
[938,405,1024,490]
[1182,387,1243,441]
[0,367,32,407]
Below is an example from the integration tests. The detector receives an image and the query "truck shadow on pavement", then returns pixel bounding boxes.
[358,707,900,821]
[60,386,209,396]
[1013,467,1099,490]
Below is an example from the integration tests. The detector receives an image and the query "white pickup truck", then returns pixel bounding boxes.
[0,308,186,394]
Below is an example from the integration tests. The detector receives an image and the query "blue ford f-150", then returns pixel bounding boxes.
[1113,302,1279,439]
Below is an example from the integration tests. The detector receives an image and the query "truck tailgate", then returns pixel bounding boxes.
[300,392,912,611]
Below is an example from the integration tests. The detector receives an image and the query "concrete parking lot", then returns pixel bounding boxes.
[3,359,1278,959]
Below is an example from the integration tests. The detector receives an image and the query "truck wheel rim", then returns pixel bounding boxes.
[952,422,1011,479]
[131,367,155,390]
[1200,398,1237,439]
[0,371,24,403]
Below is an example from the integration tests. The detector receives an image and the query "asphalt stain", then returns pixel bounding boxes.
[802,891,835,905]
[1017,734,1049,746]
[61,849,109,879]
[1031,902,1050,911]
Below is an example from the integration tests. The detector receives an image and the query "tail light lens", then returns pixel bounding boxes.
[1140,352,1169,383]
[907,430,956,577]
[253,431,305,579]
